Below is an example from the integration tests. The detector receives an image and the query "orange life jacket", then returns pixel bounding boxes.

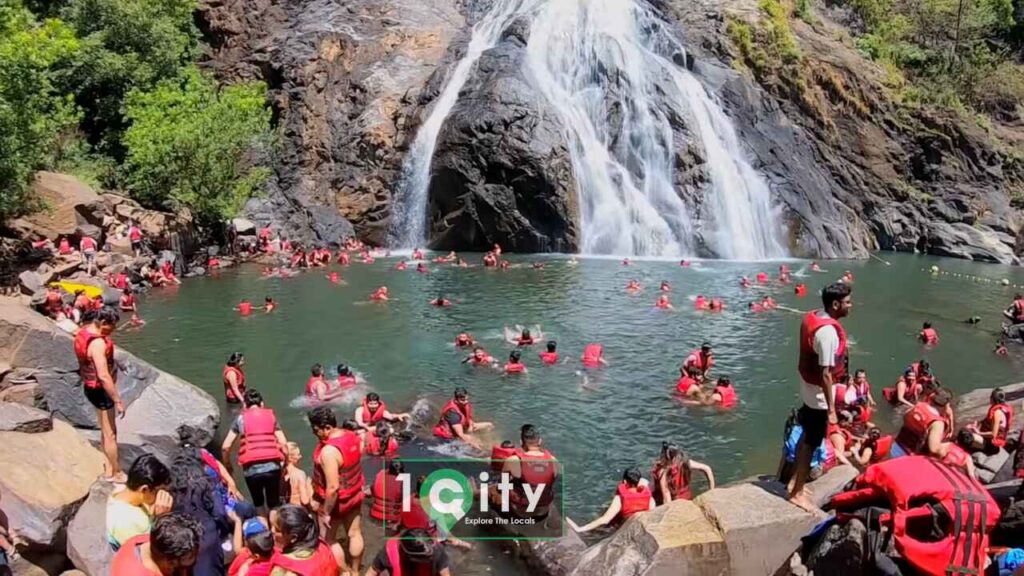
[581,344,603,367]
[685,350,714,373]
[504,362,526,374]
[370,470,403,523]
[74,327,114,390]
[920,327,939,344]
[268,543,339,576]
[510,448,557,511]
[110,535,159,576]
[305,377,325,400]
[312,431,365,514]
[238,301,252,315]
[715,384,737,408]
[223,365,246,402]
[539,351,558,365]
[432,400,473,439]
[982,403,1014,447]
[895,402,946,455]
[798,310,847,385]
[675,375,700,395]
[238,407,283,467]
[616,482,652,522]
[361,399,387,425]
[651,461,691,503]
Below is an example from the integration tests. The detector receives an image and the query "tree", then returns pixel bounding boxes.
[121,66,274,225]
[0,1,80,219]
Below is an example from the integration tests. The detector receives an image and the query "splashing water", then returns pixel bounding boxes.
[390,0,786,259]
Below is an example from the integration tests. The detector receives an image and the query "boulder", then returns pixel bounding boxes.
[305,205,355,245]
[0,302,220,464]
[0,419,104,548]
[804,518,869,576]
[66,481,115,576]
[523,532,587,576]
[11,173,101,240]
[697,483,826,576]
[230,217,256,235]
[569,499,729,576]
[0,402,52,433]
[18,270,44,295]
[0,381,44,407]
[806,465,858,509]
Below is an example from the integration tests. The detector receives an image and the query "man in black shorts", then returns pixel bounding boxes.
[220,389,288,517]
[74,307,126,483]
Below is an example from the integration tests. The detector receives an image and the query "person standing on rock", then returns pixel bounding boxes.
[75,306,126,483]
[789,282,852,512]
[79,233,98,275]
[128,221,144,257]
[221,389,289,518]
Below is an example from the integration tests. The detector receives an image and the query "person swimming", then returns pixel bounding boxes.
[995,339,1009,356]
[749,301,765,313]
[694,295,709,310]
[504,350,527,374]
[581,343,607,367]
[336,364,357,388]
[370,286,389,301]
[660,281,671,292]
[394,261,407,271]
[416,262,428,274]
[622,258,631,266]
[709,297,724,311]
[506,326,542,346]
[626,280,641,293]
[756,272,768,284]
[740,276,751,289]
[462,346,496,366]
[263,297,276,313]
[532,262,545,269]
[919,321,939,345]
[455,332,475,348]
[810,261,822,272]
[431,295,451,307]
[761,296,776,310]
[236,299,253,316]
[337,250,351,265]
[655,294,673,310]
[675,365,702,397]
[539,341,559,365]
[412,248,424,260]
[794,283,807,297]
[327,271,340,283]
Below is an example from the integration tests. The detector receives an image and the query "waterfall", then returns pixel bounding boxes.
[387,0,538,249]
[389,0,787,259]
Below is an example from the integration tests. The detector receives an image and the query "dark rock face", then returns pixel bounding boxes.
[427,26,580,253]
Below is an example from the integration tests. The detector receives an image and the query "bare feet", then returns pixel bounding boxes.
[787,492,817,513]
[101,471,128,484]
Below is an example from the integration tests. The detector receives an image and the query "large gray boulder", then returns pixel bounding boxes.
[0,402,53,433]
[956,381,1024,430]
[0,303,220,465]
[66,481,115,576]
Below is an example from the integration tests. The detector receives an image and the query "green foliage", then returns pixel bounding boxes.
[122,66,274,224]
[795,0,814,23]
[0,1,80,218]
[759,0,802,64]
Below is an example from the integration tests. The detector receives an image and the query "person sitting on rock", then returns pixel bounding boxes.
[566,467,654,533]
[111,513,203,576]
[107,453,174,551]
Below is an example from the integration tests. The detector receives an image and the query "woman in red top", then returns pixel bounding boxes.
[567,468,654,533]
[651,443,715,504]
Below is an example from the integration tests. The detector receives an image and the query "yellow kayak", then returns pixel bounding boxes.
[52,281,104,298]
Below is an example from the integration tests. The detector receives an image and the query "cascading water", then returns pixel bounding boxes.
[389,0,787,259]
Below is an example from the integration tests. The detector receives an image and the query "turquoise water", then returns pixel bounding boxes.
[118,253,1024,566]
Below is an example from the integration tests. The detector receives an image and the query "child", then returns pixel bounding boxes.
[228,530,274,576]
[284,442,312,508]
[263,297,276,313]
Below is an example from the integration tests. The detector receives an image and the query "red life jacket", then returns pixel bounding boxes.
[539,351,558,365]
[830,456,999,576]
[920,328,939,344]
[505,362,526,374]
[490,445,517,472]
[895,402,946,455]
[313,431,365,514]
[361,399,387,426]
[756,272,768,283]
[129,227,142,242]
[750,303,765,313]
[685,350,714,373]
[269,543,339,576]
[616,482,652,521]
[868,435,893,462]
[883,379,923,404]
[384,538,434,576]
[943,444,972,470]
[982,403,1014,447]
[1015,298,1024,321]
[338,375,357,388]
[305,377,325,400]
[366,434,398,458]
[655,298,670,309]
[694,297,707,310]
[110,535,159,576]
[400,497,433,532]
[229,550,272,576]
[797,310,847,386]
[113,273,128,290]
[119,294,135,310]
[238,407,284,466]
[46,291,63,313]
[371,470,403,523]
[795,285,807,296]
[715,384,737,408]
[651,461,692,503]
[432,400,473,439]
[223,365,246,402]
[74,327,114,390]
[80,236,97,252]
[710,298,723,311]
[238,301,252,315]
[58,238,71,254]
[676,375,700,395]
[582,344,603,367]
[74,294,91,310]
[511,448,557,509]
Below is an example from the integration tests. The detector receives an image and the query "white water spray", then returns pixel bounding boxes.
[390,0,786,259]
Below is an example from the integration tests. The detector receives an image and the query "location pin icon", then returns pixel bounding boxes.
[421,469,474,533]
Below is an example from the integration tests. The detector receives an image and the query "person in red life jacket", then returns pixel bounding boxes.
[709,297,724,311]
[394,260,407,271]
[236,299,254,316]
[567,467,654,533]
[849,427,892,467]
[756,271,768,284]
[504,349,527,374]
[307,406,364,575]
[625,279,641,293]
[498,259,511,270]
[58,235,72,255]
[370,286,389,301]
[415,262,428,274]
[539,340,559,365]
[883,360,932,408]
[284,442,313,509]
[306,364,344,404]
[810,261,821,272]
[44,285,63,318]
[490,440,517,472]
[370,459,405,526]
[794,283,807,297]
[660,280,671,292]
[778,267,792,284]
[918,321,939,345]
[826,413,856,468]
[505,326,542,346]
[268,505,340,576]
[708,376,738,408]
[622,257,631,266]
[761,296,777,310]
[76,307,126,482]
[73,288,91,314]
[432,388,493,450]
[366,528,452,576]
[119,288,143,325]
[969,387,1014,451]
[430,294,450,307]
[223,352,247,405]
[683,343,714,382]
[361,253,376,265]
[90,294,105,311]
[111,512,202,576]
[749,300,766,313]
[462,346,497,367]
[654,294,674,310]
[693,294,709,310]
[159,261,181,285]
[454,332,475,348]
[1004,293,1024,324]
[221,389,289,517]
[208,255,220,269]
[892,388,954,459]
[581,343,608,368]
[994,338,1009,356]
[789,282,852,512]
[945,429,979,479]
[651,442,715,504]
[110,270,130,290]
[354,393,410,431]
[411,248,424,260]
[326,271,341,284]
[128,222,143,257]
[675,365,703,398]
[337,250,351,266]
[490,424,559,519]
[228,530,274,576]
[739,276,752,289]
[79,233,98,275]
[263,297,277,313]
[680,259,691,267]
[365,423,400,458]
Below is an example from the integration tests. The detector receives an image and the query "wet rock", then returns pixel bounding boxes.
[0,419,104,548]
[697,482,826,576]
[806,464,858,509]
[804,518,868,576]
[523,532,587,576]
[66,481,115,576]
[569,499,729,576]
[0,402,53,433]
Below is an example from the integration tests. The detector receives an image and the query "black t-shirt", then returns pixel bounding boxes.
[371,546,449,574]
[443,409,463,427]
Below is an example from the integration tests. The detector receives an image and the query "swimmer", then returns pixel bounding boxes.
[654,294,674,310]
[918,321,939,345]
[810,261,822,272]
[740,276,751,289]
[694,295,709,310]
[337,251,351,265]
[263,297,276,313]
[394,261,407,271]
[532,262,545,269]
[625,279,642,293]
[709,297,724,311]
[995,339,1009,356]
[794,283,807,297]
[483,252,498,267]
[660,281,671,292]
[462,346,497,366]
[457,258,470,268]
[327,271,341,283]
[622,258,631,266]
[499,260,510,270]
[305,363,345,403]
[539,341,559,365]
[840,270,854,283]
[493,243,502,257]
[675,365,702,397]
[370,286,389,301]
[235,299,253,316]
[454,332,476,348]
[761,296,777,310]
[355,392,410,430]
[749,301,765,313]
[432,388,494,450]
[430,295,451,307]
[504,350,527,374]
[362,253,375,264]
[756,272,768,284]
[336,364,358,388]
[412,248,424,260]
[506,327,542,346]
[683,343,714,382]
[680,260,691,267]
[581,343,608,367]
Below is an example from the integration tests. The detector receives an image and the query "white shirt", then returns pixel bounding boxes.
[801,324,838,410]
